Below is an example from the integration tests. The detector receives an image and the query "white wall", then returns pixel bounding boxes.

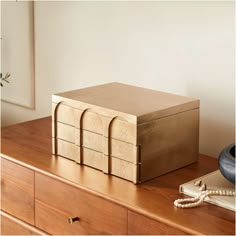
[1,1,235,158]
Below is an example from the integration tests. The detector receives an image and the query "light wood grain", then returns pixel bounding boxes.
[138,108,199,181]
[35,173,127,235]
[109,116,137,144]
[128,211,187,235]
[81,110,103,134]
[83,147,103,170]
[52,83,199,183]
[1,159,34,225]
[82,130,103,152]
[78,147,137,182]
[1,211,47,235]
[108,137,138,163]
[1,117,234,235]
[52,102,75,126]
[81,130,138,163]
[53,82,199,124]
[56,138,77,161]
[109,156,138,182]
[54,122,139,175]
[56,122,75,143]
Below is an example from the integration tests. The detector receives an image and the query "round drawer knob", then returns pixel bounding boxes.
[68,217,80,224]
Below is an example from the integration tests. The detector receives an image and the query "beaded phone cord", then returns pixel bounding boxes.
[174,180,236,209]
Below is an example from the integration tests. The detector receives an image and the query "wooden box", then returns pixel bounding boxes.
[52,83,199,183]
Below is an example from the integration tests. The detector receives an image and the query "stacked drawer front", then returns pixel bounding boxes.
[52,103,139,182]
[52,103,77,161]
[81,110,105,170]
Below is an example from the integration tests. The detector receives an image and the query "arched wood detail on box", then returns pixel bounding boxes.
[107,116,130,174]
[52,101,141,182]
[79,108,103,165]
[53,101,66,155]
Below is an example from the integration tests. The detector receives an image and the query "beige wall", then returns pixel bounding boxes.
[1,1,235,158]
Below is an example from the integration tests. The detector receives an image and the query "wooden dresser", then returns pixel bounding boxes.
[1,117,235,235]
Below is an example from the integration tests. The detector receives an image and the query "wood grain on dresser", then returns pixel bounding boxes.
[128,211,186,235]
[1,117,235,235]
[0,211,46,235]
[1,159,34,225]
[35,173,127,235]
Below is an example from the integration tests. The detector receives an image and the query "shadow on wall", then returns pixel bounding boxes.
[199,118,234,158]
[186,83,235,158]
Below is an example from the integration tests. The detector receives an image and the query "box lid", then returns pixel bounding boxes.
[53,82,199,124]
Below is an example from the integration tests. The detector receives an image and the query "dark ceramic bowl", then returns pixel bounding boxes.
[218,143,235,184]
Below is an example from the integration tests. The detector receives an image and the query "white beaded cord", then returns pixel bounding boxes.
[174,190,235,209]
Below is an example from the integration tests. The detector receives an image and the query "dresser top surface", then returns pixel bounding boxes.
[1,117,235,235]
[53,83,199,121]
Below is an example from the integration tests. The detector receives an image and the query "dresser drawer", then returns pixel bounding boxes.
[1,211,46,235]
[128,211,186,235]
[35,173,127,235]
[1,159,34,225]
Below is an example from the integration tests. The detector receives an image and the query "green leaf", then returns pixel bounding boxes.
[5,73,10,80]
[2,79,10,83]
